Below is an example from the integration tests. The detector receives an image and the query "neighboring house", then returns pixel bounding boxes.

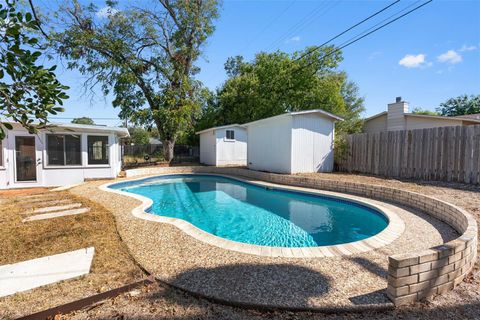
[0,122,129,189]
[244,109,343,174]
[196,124,247,166]
[364,97,480,133]
[455,113,480,121]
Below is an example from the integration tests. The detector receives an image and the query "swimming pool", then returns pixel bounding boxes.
[110,174,389,248]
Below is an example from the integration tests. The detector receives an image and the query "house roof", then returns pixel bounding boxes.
[455,113,480,120]
[5,121,130,138]
[243,109,343,127]
[404,113,480,123]
[51,123,130,137]
[363,111,480,124]
[364,111,387,121]
[195,124,244,135]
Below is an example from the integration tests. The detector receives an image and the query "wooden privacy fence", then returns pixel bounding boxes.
[337,125,480,184]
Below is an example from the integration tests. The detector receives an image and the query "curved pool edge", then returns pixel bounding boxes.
[99,173,405,258]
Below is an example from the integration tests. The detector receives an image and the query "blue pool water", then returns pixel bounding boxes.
[111,175,388,247]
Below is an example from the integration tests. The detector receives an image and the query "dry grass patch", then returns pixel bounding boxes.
[0,190,145,319]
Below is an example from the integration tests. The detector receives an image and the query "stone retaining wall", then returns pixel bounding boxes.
[125,166,478,305]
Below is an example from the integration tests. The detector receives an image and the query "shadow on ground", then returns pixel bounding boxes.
[160,263,332,310]
[87,279,480,320]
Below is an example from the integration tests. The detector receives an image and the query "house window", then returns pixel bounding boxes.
[0,140,3,167]
[88,135,109,165]
[47,134,81,166]
[226,130,235,140]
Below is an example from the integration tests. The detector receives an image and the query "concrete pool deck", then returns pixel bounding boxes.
[71,172,460,311]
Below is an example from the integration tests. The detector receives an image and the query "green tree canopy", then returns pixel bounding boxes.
[436,94,480,116]
[411,107,439,116]
[71,116,95,125]
[196,47,364,135]
[0,0,69,139]
[128,127,150,145]
[49,0,218,161]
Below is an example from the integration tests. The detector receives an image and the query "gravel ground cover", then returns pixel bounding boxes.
[0,191,144,319]
[69,173,460,312]
[60,172,480,319]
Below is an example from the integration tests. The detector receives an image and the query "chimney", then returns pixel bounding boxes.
[387,97,409,131]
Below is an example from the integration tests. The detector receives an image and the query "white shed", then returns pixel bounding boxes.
[244,109,342,174]
[196,124,247,166]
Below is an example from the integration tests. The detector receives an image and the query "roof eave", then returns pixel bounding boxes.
[364,111,387,122]
[195,124,243,135]
[405,113,480,124]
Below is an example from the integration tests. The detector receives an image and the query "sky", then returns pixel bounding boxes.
[38,0,480,126]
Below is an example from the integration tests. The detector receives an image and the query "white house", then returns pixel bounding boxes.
[196,124,247,166]
[363,97,480,133]
[244,109,343,174]
[0,122,129,189]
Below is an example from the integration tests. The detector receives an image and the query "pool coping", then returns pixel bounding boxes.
[99,173,405,258]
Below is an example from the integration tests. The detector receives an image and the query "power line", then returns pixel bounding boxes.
[265,1,336,52]
[241,1,298,52]
[294,0,401,62]
[293,0,433,77]
[335,0,422,52]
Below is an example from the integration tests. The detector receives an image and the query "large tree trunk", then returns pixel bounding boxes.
[163,139,175,163]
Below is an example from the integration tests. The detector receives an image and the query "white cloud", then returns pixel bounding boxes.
[96,6,119,18]
[459,45,477,52]
[398,54,427,68]
[285,36,300,44]
[437,50,462,64]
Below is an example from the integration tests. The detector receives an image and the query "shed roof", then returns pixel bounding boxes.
[195,124,245,135]
[243,109,343,127]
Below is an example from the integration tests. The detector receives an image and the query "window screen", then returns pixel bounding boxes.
[47,134,81,166]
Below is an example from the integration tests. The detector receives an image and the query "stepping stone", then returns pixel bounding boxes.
[22,208,90,222]
[19,197,67,205]
[0,247,94,297]
[33,203,83,214]
[18,200,75,214]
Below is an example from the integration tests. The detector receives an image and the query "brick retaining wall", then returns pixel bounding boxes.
[125,166,478,305]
